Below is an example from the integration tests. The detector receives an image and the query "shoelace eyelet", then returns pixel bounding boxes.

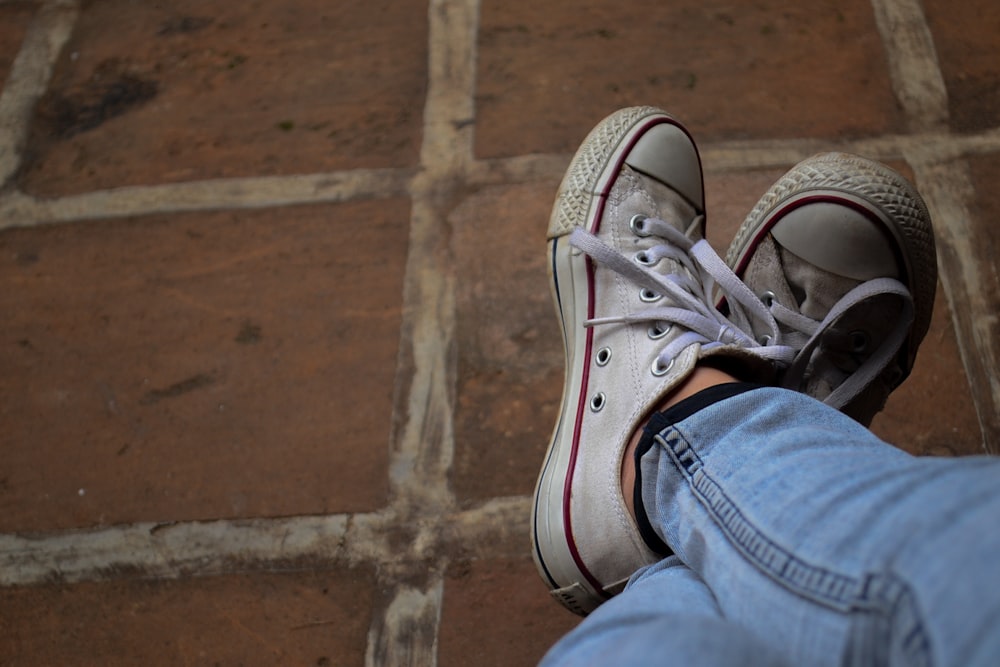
[651,358,674,377]
[590,392,606,412]
[760,290,777,308]
[635,251,656,266]
[849,331,870,353]
[629,214,651,237]
[595,347,612,366]
[758,334,774,345]
[639,288,661,303]
[648,323,672,339]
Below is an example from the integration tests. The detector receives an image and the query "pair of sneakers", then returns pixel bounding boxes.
[531,106,937,616]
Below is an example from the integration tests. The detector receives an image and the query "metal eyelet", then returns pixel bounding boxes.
[629,214,651,237]
[595,347,612,366]
[849,331,870,353]
[760,290,776,308]
[635,251,655,266]
[651,358,674,377]
[648,323,672,339]
[590,392,607,412]
[758,334,774,345]
[639,288,661,303]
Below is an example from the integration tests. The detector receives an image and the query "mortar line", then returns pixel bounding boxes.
[871,0,998,451]
[365,581,445,667]
[389,0,477,507]
[699,130,1000,171]
[2,129,1000,231]
[0,496,531,587]
[905,154,1000,453]
[371,0,479,664]
[0,167,416,230]
[0,0,79,188]
[869,0,948,131]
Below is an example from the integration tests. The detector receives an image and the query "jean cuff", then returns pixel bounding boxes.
[632,382,764,555]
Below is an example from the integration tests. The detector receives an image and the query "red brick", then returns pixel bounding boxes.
[0,199,408,531]
[704,166,789,254]
[476,0,900,159]
[19,0,427,195]
[870,282,983,456]
[439,557,579,667]
[451,182,563,503]
[0,566,375,666]
[924,0,1000,132]
[0,3,37,90]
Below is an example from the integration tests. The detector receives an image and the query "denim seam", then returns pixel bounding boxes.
[657,427,933,665]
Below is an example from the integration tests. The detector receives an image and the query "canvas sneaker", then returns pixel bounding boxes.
[531,107,795,616]
[725,153,937,425]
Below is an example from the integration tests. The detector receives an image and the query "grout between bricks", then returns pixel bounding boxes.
[871,0,999,452]
[0,0,78,189]
[365,0,479,664]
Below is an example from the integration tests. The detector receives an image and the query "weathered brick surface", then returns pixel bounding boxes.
[18,0,427,196]
[869,282,983,456]
[0,3,37,89]
[476,0,900,158]
[924,0,1000,132]
[0,566,375,666]
[0,200,407,531]
[451,182,563,503]
[967,154,1000,320]
[439,557,579,667]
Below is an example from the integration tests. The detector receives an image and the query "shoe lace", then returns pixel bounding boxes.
[570,218,916,412]
[569,219,797,374]
[761,278,914,409]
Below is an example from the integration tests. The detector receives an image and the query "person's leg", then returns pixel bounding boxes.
[631,384,1000,667]
[541,556,791,667]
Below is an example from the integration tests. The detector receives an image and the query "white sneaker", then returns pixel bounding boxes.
[725,153,937,425]
[532,107,792,615]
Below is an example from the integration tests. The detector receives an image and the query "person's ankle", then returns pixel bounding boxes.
[620,365,741,521]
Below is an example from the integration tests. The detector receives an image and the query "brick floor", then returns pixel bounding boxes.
[0,200,405,531]
[452,182,563,503]
[2,0,999,665]
[923,0,1000,132]
[0,3,38,88]
[0,565,375,666]
[475,0,901,158]
[18,0,427,195]
[439,557,579,667]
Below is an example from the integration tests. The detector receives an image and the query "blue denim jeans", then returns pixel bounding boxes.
[541,387,1000,667]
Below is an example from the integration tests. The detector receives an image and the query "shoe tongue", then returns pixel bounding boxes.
[779,243,906,410]
[740,235,906,419]
[779,246,863,320]
[739,236,796,334]
[620,167,699,236]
